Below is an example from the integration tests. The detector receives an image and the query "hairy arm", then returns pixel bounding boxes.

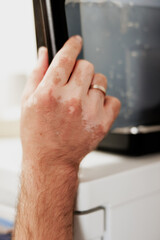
[14,163,78,239]
[13,36,121,240]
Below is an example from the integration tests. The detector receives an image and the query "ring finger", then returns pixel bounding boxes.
[89,73,107,105]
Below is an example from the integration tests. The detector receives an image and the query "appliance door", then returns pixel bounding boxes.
[65,0,160,128]
[33,0,160,129]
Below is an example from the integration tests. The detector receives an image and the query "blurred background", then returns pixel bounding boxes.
[0,1,160,238]
[0,0,37,137]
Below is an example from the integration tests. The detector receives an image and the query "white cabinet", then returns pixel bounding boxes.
[75,151,160,240]
[74,208,104,240]
[0,139,160,240]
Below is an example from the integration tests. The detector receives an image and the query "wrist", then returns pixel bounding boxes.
[22,150,81,173]
[21,157,79,192]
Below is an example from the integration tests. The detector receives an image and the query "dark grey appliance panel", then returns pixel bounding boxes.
[65,1,160,128]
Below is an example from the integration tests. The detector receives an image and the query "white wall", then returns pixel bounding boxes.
[0,0,37,128]
[0,0,37,75]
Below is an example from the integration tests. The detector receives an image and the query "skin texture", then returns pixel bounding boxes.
[13,36,121,240]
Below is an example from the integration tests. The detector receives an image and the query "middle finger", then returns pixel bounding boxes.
[41,35,83,87]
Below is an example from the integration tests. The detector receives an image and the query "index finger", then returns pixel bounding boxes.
[42,35,83,86]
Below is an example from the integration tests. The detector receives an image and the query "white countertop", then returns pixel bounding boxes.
[0,137,160,180]
[0,138,160,211]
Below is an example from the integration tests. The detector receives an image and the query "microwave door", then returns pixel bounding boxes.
[33,0,68,63]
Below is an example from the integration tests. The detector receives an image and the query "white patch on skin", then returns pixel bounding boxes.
[83,123,95,132]
[52,56,61,68]
[55,67,67,81]
[25,97,33,108]
[25,96,38,109]
[68,106,75,114]
[81,108,100,133]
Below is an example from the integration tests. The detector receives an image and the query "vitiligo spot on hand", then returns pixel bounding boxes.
[82,110,100,133]
[53,67,67,85]
[68,106,75,114]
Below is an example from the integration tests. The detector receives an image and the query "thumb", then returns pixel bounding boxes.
[23,47,49,99]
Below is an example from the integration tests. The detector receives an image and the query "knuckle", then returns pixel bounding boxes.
[96,73,107,82]
[102,122,110,135]
[77,60,94,72]
[84,60,94,72]
[23,95,35,110]
[76,59,82,66]
[33,91,44,106]
[58,56,74,66]
[112,97,121,108]
[94,73,107,89]
[34,88,55,107]
[116,98,121,108]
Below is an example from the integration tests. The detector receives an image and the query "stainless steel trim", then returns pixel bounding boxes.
[74,206,105,215]
[65,0,160,8]
[45,0,57,55]
[112,125,160,135]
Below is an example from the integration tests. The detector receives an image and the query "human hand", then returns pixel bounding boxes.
[14,36,121,239]
[21,36,121,169]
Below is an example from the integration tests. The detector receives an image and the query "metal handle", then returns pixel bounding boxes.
[50,0,68,52]
[33,0,68,63]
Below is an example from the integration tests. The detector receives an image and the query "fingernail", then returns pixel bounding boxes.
[74,35,82,43]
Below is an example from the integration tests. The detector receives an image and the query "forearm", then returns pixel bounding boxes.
[13,159,79,240]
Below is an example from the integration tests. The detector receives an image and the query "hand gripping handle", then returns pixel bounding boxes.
[33,0,68,63]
